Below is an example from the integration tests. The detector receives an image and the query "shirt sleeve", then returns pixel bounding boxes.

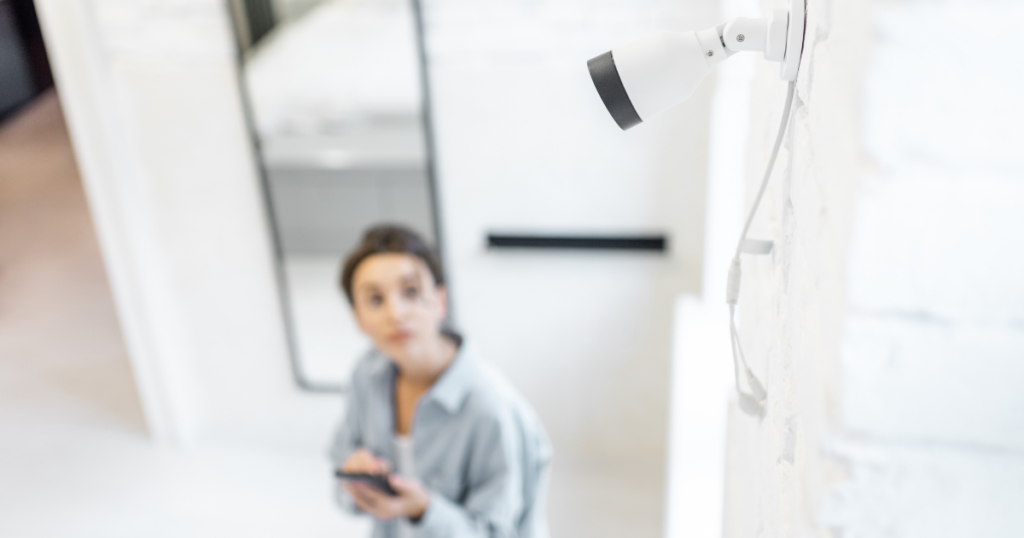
[412,411,524,538]
[329,376,364,514]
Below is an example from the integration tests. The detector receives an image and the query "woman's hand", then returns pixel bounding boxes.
[339,449,429,521]
[341,448,389,474]
[345,475,430,522]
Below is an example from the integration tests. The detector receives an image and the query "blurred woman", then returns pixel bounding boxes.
[331,225,551,538]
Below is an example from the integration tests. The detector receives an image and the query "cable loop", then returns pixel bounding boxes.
[727,81,796,415]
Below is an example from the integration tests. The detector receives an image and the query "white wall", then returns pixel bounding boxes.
[424,0,718,461]
[719,0,1024,536]
[34,0,334,449]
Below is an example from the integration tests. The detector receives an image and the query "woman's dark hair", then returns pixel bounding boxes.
[340,224,444,305]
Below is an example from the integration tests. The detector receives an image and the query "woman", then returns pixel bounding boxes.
[330,225,552,538]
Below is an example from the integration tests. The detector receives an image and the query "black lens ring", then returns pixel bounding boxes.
[587,51,642,131]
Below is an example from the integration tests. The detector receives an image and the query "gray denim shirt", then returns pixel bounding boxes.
[329,346,552,538]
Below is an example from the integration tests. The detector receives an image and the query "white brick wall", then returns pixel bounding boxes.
[819,438,1024,537]
[721,0,1024,535]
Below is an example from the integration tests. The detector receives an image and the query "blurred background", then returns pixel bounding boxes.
[2,0,1023,537]
[1,0,713,536]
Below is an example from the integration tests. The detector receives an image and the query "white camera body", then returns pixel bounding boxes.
[588,0,806,130]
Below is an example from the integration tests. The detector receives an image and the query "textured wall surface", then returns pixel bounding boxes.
[722,0,1024,536]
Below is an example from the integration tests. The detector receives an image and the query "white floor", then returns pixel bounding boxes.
[0,92,663,538]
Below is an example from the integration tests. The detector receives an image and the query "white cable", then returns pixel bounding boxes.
[725,81,796,415]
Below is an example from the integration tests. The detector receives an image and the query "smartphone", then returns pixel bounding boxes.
[335,471,398,496]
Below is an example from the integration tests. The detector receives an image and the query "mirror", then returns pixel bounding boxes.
[229,0,440,391]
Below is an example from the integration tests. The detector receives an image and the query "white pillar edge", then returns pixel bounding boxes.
[662,44,757,538]
[34,0,193,444]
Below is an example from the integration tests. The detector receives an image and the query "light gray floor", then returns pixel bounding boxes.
[0,91,663,538]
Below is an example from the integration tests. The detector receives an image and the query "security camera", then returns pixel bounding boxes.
[586,1,808,411]
[588,0,806,130]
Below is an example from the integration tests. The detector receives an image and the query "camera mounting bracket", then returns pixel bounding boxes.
[721,0,806,81]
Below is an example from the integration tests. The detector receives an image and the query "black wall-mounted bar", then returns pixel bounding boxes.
[487,234,667,252]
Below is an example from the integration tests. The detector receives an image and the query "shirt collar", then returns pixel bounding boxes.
[366,345,474,414]
[425,346,474,414]
[365,350,395,381]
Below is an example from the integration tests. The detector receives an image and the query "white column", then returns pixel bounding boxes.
[34,0,293,445]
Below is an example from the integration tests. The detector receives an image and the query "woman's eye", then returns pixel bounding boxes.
[404,286,419,299]
[367,294,383,307]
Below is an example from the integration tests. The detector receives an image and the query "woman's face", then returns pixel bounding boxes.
[350,253,448,366]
